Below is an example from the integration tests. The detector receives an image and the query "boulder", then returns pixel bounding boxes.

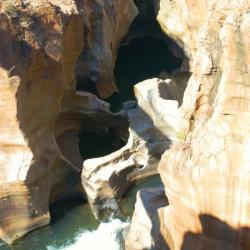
[125,185,168,250]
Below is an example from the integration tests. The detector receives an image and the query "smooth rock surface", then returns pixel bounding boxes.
[0,0,137,244]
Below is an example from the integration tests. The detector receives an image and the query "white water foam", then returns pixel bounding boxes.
[47,219,129,250]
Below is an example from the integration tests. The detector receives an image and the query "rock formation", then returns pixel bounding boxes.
[125,185,168,250]
[0,0,249,249]
[157,0,250,249]
[82,76,187,219]
[0,0,137,244]
[125,0,250,249]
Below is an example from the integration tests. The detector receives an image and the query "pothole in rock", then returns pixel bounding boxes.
[79,130,127,160]
[99,0,191,217]
[107,1,186,112]
[78,0,190,220]
[55,0,190,224]
[50,123,129,223]
[108,36,183,112]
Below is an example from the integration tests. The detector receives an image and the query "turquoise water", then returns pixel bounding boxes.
[0,176,161,250]
[0,201,98,250]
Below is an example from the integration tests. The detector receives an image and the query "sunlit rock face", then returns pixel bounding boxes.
[0,0,137,244]
[1,0,249,248]
[82,75,188,219]
[125,186,168,250]
[157,0,250,249]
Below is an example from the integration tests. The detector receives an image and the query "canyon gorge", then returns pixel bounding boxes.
[0,0,250,249]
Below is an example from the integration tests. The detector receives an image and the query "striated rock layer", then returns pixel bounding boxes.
[0,0,137,244]
[157,0,250,249]
[1,0,249,248]
[82,75,187,219]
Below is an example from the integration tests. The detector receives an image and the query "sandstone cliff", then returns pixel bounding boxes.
[0,0,137,244]
[125,0,250,250]
[0,0,250,249]
[157,0,250,249]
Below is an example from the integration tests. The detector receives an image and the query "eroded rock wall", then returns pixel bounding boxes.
[1,0,249,248]
[157,0,250,249]
[82,76,187,219]
[0,0,137,244]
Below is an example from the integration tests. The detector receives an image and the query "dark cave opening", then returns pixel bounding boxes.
[50,126,128,221]
[107,2,185,112]
[75,0,186,109]
[49,126,128,225]
[109,36,183,111]
[78,129,127,160]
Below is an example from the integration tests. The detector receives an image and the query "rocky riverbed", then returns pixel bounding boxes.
[0,0,250,249]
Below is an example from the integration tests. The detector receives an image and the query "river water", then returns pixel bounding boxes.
[0,176,161,250]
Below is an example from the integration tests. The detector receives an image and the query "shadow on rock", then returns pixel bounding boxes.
[181,214,250,250]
